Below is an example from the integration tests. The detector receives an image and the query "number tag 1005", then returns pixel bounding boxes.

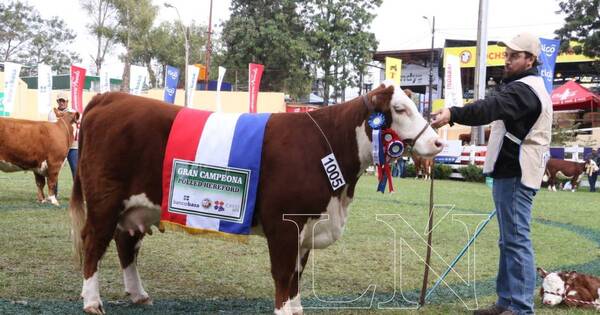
[321,153,346,191]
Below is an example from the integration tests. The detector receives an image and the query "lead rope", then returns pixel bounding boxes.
[305,111,334,155]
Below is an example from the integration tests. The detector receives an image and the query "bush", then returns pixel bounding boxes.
[434,164,453,180]
[404,164,416,178]
[459,165,485,182]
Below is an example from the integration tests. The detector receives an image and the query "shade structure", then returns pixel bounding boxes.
[551,80,600,111]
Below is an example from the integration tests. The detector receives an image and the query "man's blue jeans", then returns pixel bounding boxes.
[492,177,537,315]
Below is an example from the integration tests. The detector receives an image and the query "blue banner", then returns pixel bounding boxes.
[537,38,560,94]
[164,65,180,104]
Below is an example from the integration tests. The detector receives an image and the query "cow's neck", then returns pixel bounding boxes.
[58,118,74,145]
[306,97,373,195]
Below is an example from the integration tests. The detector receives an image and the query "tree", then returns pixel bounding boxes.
[555,0,600,70]
[0,1,80,75]
[112,0,157,91]
[219,0,315,98]
[303,0,381,104]
[80,0,119,75]
[149,21,208,88]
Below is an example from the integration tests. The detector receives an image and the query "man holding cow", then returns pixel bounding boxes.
[433,32,553,315]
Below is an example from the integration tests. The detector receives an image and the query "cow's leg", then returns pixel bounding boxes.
[34,173,46,202]
[81,199,122,314]
[288,249,310,315]
[266,226,299,315]
[45,167,60,206]
[114,231,151,305]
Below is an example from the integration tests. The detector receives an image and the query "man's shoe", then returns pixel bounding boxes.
[473,304,508,315]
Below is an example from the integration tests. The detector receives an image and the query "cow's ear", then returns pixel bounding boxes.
[372,84,395,112]
[537,267,548,278]
[74,112,81,122]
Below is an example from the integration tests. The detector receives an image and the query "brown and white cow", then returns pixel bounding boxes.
[543,158,587,192]
[69,82,443,314]
[538,268,600,310]
[0,109,79,205]
[411,151,434,180]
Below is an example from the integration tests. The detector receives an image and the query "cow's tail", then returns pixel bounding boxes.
[69,158,86,267]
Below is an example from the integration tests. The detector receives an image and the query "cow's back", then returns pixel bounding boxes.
[79,92,181,204]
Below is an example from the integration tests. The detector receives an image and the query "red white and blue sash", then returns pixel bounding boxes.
[160,108,270,242]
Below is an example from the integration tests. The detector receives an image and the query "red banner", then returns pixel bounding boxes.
[70,65,86,113]
[248,63,264,113]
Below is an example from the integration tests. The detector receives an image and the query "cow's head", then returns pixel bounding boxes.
[538,267,576,306]
[55,109,80,124]
[367,81,443,158]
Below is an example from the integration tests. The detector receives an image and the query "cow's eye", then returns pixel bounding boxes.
[394,108,407,115]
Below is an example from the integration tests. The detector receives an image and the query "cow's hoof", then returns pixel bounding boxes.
[83,301,105,314]
[132,295,152,305]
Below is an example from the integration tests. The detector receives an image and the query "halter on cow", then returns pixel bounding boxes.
[70,81,443,314]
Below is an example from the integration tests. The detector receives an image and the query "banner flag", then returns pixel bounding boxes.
[163,65,180,104]
[443,54,464,108]
[248,63,264,113]
[37,64,52,114]
[70,65,86,113]
[216,66,226,112]
[538,38,561,93]
[129,65,147,95]
[385,57,402,86]
[99,68,110,93]
[186,65,200,106]
[3,62,22,114]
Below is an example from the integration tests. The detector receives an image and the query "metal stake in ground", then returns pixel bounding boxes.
[419,163,435,307]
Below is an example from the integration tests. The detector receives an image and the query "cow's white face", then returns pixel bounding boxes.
[541,272,565,306]
[384,81,443,158]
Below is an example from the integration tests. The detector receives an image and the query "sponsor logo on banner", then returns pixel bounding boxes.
[444,54,464,108]
[3,62,22,114]
[186,65,199,106]
[163,65,179,104]
[129,65,147,95]
[538,38,561,93]
[248,63,264,113]
[99,69,110,93]
[37,64,52,114]
[70,65,86,113]
[168,159,250,223]
[385,57,402,86]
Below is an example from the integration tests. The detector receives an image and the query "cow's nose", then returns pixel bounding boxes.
[543,300,551,305]
[434,138,445,150]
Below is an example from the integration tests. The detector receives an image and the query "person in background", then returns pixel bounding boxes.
[432,32,552,315]
[586,149,599,192]
[48,92,79,179]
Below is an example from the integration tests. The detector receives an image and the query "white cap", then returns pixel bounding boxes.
[56,92,69,101]
[499,32,541,57]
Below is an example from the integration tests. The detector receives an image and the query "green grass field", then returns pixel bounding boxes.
[0,168,598,314]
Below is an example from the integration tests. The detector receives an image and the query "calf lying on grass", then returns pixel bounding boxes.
[538,267,600,310]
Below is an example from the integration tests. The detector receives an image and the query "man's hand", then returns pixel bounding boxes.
[431,108,451,128]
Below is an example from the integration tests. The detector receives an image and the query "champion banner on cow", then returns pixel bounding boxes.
[163,65,179,104]
[3,62,22,114]
[37,64,52,114]
[129,65,147,96]
[248,63,264,113]
[160,108,270,242]
[444,54,464,108]
[99,68,110,93]
[70,65,86,113]
[186,65,200,106]
[385,57,402,86]
[538,38,561,94]
[216,66,226,112]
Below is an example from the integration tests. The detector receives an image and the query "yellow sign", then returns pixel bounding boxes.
[443,42,595,68]
[385,57,402,85]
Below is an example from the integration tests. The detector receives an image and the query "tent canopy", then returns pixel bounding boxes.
[551,80,600,111]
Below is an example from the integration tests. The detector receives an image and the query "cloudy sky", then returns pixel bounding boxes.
[25,0,567,76]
